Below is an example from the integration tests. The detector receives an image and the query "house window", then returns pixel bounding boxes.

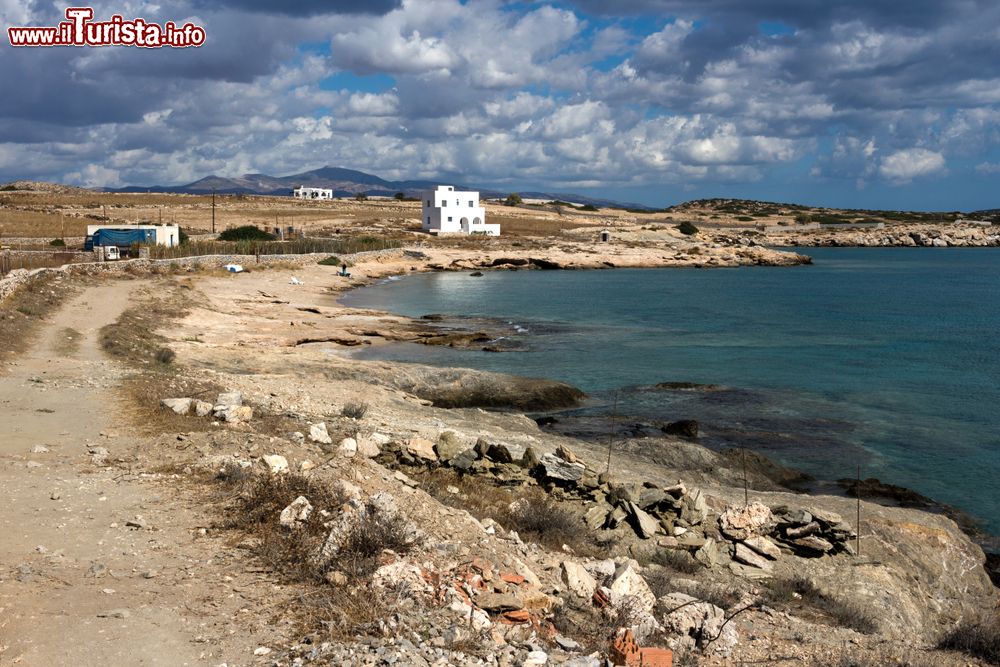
[468,201,474,207]
[441,200,447,206]
[426,216,430,224]
[448,216,453,222]
[426,200,431,206]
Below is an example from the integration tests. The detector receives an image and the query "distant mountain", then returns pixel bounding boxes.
[110,166,654,210]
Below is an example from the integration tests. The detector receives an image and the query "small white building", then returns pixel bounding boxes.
[86,224,181,247]
[421,185,499,236]
[293,186,334,200]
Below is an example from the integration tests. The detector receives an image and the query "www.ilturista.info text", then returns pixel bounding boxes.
[7,7,206,48]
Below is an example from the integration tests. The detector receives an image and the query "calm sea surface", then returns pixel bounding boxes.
[340,248,1000,536]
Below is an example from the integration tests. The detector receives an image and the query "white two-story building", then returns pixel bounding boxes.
[293,186,334,200]
[421,185,499,236]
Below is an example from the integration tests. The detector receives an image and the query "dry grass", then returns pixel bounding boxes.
[0,272,78,359]
[416,469,611,556]
[98,281,190,365]
[0,208,88,238]
[211,469,424,641]
[118,374,222,436]
[937,618,1000,665]
[764,576,878,635]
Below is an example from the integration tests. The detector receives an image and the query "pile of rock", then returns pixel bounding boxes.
[160,391,252,424]
[713,502,857,572]
[377,434,713,545]
[770,505,856,557]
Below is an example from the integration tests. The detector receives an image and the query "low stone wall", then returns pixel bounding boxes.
[0,248,405,305]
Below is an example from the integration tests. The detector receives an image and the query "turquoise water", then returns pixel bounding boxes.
[341,249,1000,536]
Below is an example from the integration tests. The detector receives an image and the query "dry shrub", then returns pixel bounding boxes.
[764,576,878,635]
[341,401,368,419]
[415,469,605,556]
[221,470,349,581]
[219,471,419,583]
[154,347,176,365]
[937,619,1000,665]
[648,548,702,575]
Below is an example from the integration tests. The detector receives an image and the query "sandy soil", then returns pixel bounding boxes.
[0,283,282,666]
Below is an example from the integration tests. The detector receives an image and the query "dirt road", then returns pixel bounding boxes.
[0,282,255,666]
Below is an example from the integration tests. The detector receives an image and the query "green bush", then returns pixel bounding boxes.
[504,193,523,206]
[736,215,755,222]
[178,228,190,245]
[676,221,699,235]
[218,225,275,242]
[579,204,598,212]
[318,255,342,266]
[49,238,66,247]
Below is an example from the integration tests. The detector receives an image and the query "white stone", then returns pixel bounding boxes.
[160,398,192,415]
[216,405,252,423]
[356,436,381,458]
[261,455,288,475]
[279,496,313,528]
[309,422,332,445]
[338,437,358,458]
[215,392,243,407]
[194,400,213,417]
[608,560,656,613]
[560,561,597,599]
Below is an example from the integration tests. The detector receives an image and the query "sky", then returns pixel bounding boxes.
[1,0,999,210]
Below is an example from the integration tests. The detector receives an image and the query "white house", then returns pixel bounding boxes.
[293,186,333,200]
[421,185,499,236]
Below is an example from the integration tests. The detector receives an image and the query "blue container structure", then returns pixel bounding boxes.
[85,228,156,251]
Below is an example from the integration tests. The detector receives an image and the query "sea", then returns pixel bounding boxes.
[339,248,1000,540]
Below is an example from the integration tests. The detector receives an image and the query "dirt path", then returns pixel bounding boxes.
[0,283,252,666]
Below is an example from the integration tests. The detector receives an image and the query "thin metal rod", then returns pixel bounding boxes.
[742,448,749,507]
[604,393,617,474]
[856,464,862,557]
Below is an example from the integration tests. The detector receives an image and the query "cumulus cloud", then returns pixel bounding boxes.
[879,148,946,182]
[1,0,998,205]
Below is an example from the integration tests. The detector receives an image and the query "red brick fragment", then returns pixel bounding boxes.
[499,571,526,586]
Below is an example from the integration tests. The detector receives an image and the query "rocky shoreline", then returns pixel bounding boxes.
[3,243,998,665]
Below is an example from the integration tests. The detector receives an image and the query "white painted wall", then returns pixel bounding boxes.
[420,185,497,236]
[86,224,181,247]
[293,187,334,200]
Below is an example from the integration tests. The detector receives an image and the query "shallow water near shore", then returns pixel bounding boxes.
[341,248,1000,538]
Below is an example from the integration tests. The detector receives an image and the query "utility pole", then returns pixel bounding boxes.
[211,188,216,234]
[60,213,64,244]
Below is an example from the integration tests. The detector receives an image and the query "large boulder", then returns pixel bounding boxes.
[560,561,597,600]
[662,420,699,438]
[539,453,585,482]
[658,592,737,656]
[435,431,466,462]
[405,437,438,462]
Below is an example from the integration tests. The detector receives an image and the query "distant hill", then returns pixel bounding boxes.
[109,166,654,210]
